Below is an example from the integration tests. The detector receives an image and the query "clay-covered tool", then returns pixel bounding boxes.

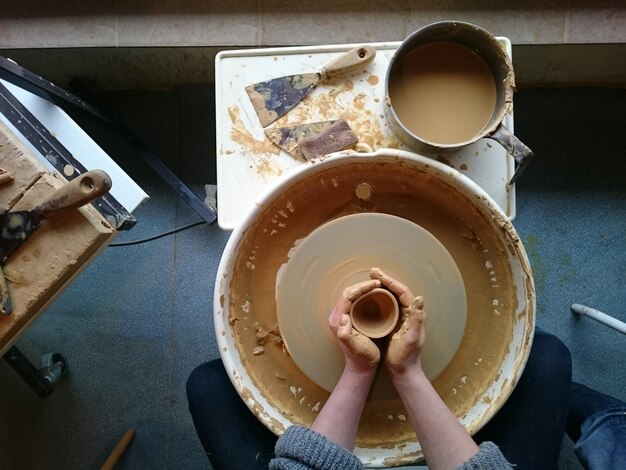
[299,119,359,160]
[264,121,337,160]
[0,167,14,314]
[246,46,377,128]
[0,267,11,315]
[0,169,112,264]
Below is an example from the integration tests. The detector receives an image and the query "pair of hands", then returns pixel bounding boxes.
[322,269,480,465]
[328,267,426,379]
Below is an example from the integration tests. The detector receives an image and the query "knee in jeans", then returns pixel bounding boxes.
[534,330,572,376]
[186,364,206,402]
[186,360,223,402]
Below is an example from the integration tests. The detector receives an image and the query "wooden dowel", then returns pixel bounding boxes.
[100,428,136,470]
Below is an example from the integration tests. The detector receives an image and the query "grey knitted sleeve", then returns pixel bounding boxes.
[454,442,513,469]
[269,427,510,470]
[269,425,363,470]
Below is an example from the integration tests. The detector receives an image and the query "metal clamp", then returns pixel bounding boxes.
[3,346,68,398]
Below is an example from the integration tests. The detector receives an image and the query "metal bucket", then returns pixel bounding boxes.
[215,149,535,466]
[385,21,533,184]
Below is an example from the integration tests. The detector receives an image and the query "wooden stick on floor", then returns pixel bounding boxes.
[100,428,136,470]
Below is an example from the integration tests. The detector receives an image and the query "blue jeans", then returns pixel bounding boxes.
[472,329,572,469]
[567,382,626,470]
[186,360,277,469]
[186,330,623,470]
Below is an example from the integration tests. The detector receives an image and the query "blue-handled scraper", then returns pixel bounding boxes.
[245,46,376,128]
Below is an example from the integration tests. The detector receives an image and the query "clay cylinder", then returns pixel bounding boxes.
[349,288,399,339]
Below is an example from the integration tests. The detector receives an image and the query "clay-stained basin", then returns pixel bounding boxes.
[214,149,535,467]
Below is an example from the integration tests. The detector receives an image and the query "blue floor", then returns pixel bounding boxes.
[0,86,624,469]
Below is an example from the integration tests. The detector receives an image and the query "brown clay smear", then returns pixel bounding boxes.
[228,158,523,448]
[367,75,380,86]
[226,105,281,157]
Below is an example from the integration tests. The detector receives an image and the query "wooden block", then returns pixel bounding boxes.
[0,172,115,354]
[0,120,47,211]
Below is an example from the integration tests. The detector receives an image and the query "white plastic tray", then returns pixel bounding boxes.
[215,40,515,230]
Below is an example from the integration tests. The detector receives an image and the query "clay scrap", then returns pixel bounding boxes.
[264,121,337,160]
[299,119,358,160]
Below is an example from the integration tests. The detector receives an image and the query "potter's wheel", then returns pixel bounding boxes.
[276,213,467,392]
[217,151,536,465]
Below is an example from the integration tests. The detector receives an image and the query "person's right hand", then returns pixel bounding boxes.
[329,279,382,374]
[369,267,426,378]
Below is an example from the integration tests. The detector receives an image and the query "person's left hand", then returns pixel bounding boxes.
[329,279,382,373]
[369,268,426,379]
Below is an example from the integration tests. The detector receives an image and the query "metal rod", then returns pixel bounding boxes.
[0,82,136,230]
[0,55,117,128]
[128,137,217,225]
[0,57,216,226]
[571,303,626,335]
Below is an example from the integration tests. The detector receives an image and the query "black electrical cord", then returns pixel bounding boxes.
[108,221,206,247]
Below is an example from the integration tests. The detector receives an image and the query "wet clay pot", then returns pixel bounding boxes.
[215,149,535,467]
[385,21,533,184]
[350,288,400,339]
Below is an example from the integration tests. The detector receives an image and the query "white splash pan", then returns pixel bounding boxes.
[214,148,535,467]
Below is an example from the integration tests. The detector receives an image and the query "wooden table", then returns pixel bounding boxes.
[0,120,115,357]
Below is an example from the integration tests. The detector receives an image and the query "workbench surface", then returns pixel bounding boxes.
[0,121,115,356]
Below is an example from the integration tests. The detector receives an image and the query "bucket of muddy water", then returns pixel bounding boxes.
[385,21,532,184]
[215,149,535,467]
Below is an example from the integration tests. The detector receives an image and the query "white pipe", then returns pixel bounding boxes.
[571,303,626,335]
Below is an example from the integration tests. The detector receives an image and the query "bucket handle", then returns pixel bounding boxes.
[489,123,533,186]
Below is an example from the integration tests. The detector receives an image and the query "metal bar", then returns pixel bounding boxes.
[129,137,217,224]
[3,345,55,398]
[0,56,117,129]
[0,56,217,225]
[0,81,136,230]
[571,303,626,335]
[69,78,218,225]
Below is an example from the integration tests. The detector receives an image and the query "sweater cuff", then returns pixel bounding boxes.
[272,425,363,470]
[455,441,513,469]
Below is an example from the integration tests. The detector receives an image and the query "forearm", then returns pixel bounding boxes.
[311,366,376,450]
[393,370,479,470]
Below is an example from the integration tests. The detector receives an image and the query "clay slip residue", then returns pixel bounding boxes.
[226,105,282,176]
[271,79,402,152]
